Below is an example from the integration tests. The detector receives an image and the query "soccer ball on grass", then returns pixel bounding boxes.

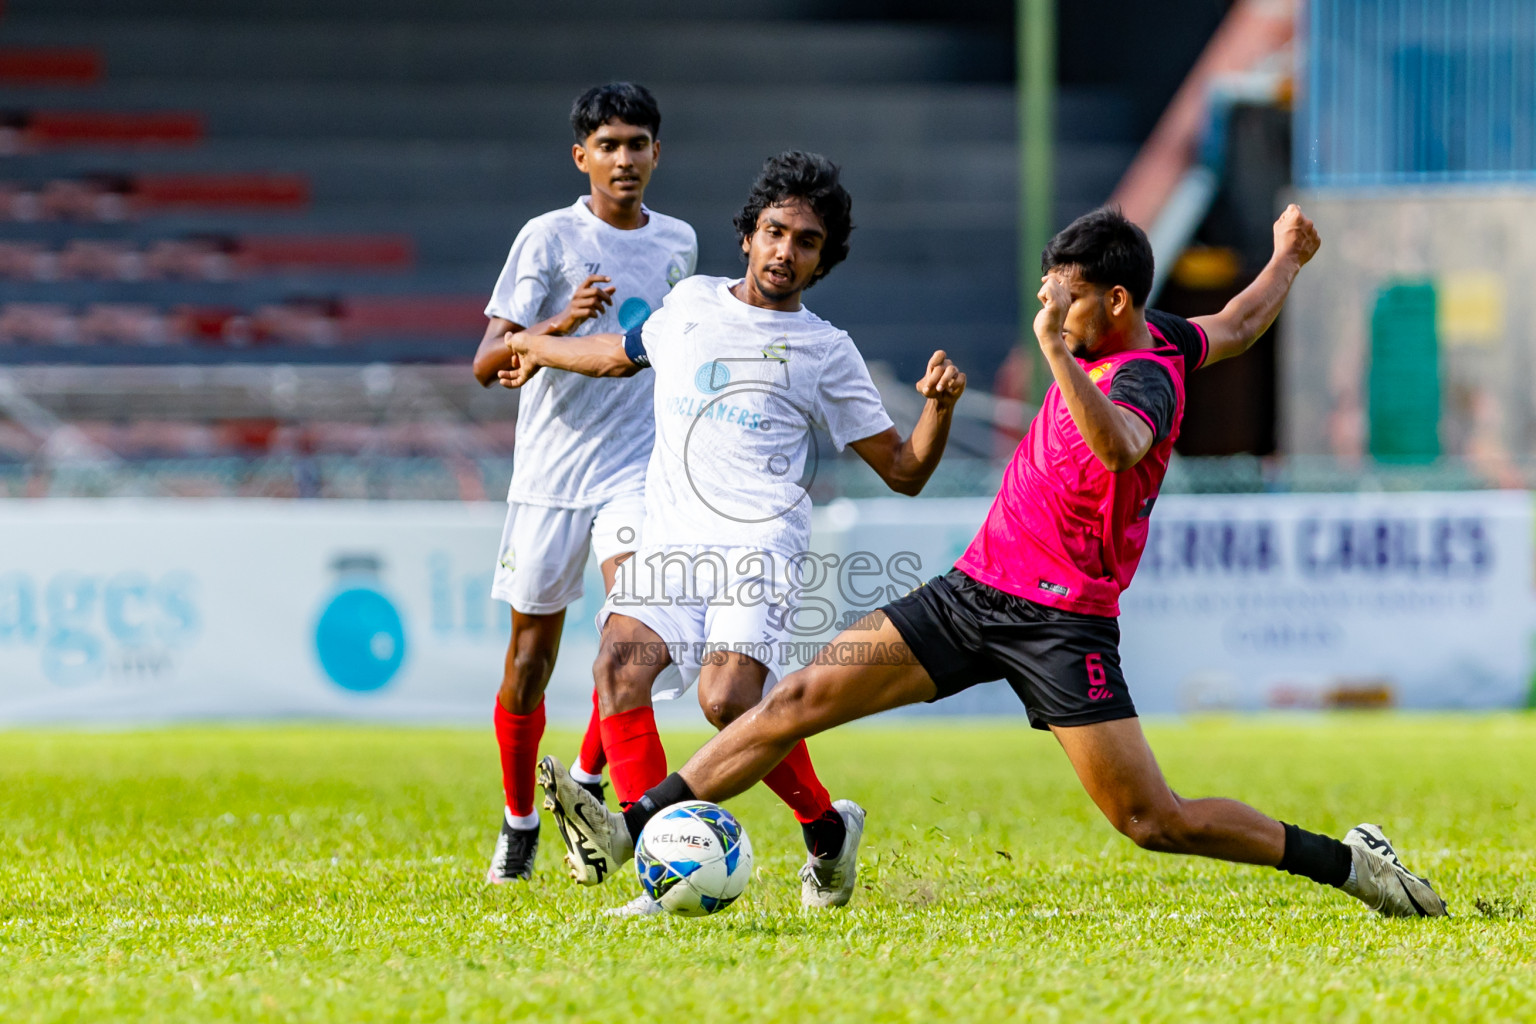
[634,801,753,916]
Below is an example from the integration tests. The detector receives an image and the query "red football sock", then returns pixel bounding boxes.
[599,706,667,807]
[761,740,834,824]
[576,689,607,776]
[493,697,545,819]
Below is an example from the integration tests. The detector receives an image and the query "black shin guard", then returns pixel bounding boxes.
[622,773,697,844]
[1276,822,1353,887]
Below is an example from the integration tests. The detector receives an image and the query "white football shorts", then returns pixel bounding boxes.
[490,490,645,615]
[598,546,801,701]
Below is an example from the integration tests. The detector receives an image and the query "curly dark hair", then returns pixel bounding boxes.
[732,151,853,286]
[1040,206,1155,308]
[569,82,660,142]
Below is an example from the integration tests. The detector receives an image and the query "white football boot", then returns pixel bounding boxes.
[602,893,665,918]
[799,799,866,909]
[538,755,634,885]
[1341,823,1448,917]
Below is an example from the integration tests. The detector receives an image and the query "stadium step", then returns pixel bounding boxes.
[1,139,1024,208]
[1,0,1010,28]
[0,209,1016,281]
[0,234,414,281]
[0,0,1085,385]
[5,109,203,146]
[0,48,103,85]
[0,82,1016,145]
[0,174,310,222]
[0,18,1011,86]
[134,174,309,209]
[0,257,1011,307]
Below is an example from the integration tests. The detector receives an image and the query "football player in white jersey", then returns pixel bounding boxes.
[471,82,698,884]
[499,152,966,914]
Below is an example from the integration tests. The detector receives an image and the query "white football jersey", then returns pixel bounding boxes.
[486,197,697,507]
[634,276,894,557]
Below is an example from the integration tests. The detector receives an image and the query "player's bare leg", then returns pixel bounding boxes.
[492,552,633,884]
[539,615,934,880]
[487,608,563,883]
[588,611,669,817]
[1050,717,1284,864]
[1051,717,1445,915]
[538,614,934,892]
[591,612,671,801]
[680,614,938,802]
[539,612,670,887]
[595,612,1443,916]
[499,609,565,715]
[568,553,637,803]
[695,648,860,906]
[694,647,769,731]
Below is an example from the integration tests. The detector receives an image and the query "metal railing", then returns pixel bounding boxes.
[0,454,1527,501]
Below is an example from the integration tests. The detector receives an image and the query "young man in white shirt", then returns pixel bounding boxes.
[471,82,697,884]
[499,151,966,913]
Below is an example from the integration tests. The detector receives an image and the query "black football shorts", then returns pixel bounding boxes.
[881,568,1138,731]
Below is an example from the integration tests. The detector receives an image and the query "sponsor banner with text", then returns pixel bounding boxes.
[1119,490,1535,712]
[0,492,1529,724]
[0,501,524,724]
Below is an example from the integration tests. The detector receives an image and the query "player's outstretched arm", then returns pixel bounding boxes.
[1192,204,1320,366]
[471,274,616,386]
[1036,274,1155,473]
[848,350,966,496]
[496,330,640,388]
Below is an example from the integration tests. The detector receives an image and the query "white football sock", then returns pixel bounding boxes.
[570,764,604,785]
[505,807,539,831]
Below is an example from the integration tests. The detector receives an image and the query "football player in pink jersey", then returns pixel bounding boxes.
[541,203,1450,918]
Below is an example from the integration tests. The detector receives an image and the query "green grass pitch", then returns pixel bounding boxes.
[3,716,1535,1021]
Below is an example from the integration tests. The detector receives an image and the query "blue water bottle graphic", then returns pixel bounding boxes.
[314,554,406,692]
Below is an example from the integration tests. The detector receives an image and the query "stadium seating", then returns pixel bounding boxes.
[0,48,101,85]
[0,294,479,353]
[0,0,1218,480]
[0,234,412,280]
[6,109,204,146]
[0,0,1041,379]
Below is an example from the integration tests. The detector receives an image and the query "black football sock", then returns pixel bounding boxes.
[1275,822,1353,887]
[622,773,696,844]
[802,809,848,860]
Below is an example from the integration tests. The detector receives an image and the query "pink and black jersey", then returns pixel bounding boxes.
[956,309,1207,618]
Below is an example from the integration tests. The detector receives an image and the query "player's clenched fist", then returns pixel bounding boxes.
[1034,272,1071,352]
[1274,204,1320,268]
[498,330,540,389]
[916,349,966,407]
[557,274,616,333]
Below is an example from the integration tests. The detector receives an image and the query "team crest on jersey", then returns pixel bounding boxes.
[1087,362,1111,383]
[666,254,689,287]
